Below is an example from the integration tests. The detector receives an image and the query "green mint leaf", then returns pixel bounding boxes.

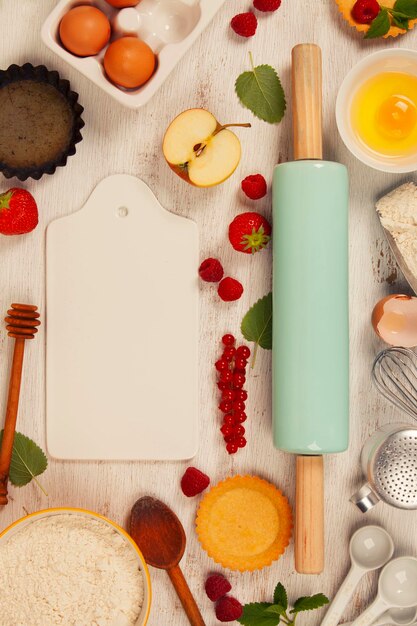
[264,604,286,616]
[0,431,47,493]
[290,594,329,614]
[273,583,288,610]
[235,54,286,124]
[241,292,272,366]
[394,0,417,17]
[364,8,391,38]
[238,603,280,626]
[392,12,410,28]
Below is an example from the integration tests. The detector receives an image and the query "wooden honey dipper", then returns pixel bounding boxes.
[0,304,40,505]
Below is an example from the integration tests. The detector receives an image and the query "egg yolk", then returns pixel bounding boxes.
[376,95,417,140]
[351,72,417,158]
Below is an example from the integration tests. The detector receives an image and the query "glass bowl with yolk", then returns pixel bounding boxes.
[336,49,417,172]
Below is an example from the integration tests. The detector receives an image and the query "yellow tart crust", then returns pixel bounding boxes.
[336,0,417,37]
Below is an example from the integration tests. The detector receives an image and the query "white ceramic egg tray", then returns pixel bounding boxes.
[41,0,226,109]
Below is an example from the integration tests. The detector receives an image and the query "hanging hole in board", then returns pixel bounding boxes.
[117,206,129,218]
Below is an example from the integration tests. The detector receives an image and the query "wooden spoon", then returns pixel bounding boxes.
[130,496,206,626]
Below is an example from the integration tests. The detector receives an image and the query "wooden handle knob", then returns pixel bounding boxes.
[168,565,206,626]
[292,44,323,160]
[5,303,40,339]
[295,455,324,574]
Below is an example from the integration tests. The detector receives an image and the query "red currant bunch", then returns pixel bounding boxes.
[215,334,250,455]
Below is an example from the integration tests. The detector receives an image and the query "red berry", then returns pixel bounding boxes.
[236,436,247,448]
[180,467,210,497]
[218,277,244,302]
[236,345,251,359]
[235,358,248,370]
[233,373,246,388]
[224,434,235,443]
[217,381,227,390]
[219,400,233,413]
[351,0,380,23]
[233,425,245,437]
[220,370,233,383]
[234,368,246,376]
[235,411,247,423]
[205,574,232,602]
[241,174,267,200]
[233,401,245,412]
[223,346,236,361]
[226,442,239,455]
[198,257,224,282]
[223,414,236,426]
[215,359,228,372]
[253,0,281,10]
[221,389,235,402]
[0,188,39,236]
[222,334,235,346]
[230,12,257,37]
[228,212,271,255]
[221,424,234,437]
[235,389,248,401]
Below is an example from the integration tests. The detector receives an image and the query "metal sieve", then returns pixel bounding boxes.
[351,423,417,512]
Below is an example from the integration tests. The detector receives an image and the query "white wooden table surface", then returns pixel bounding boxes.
[1,1,417,624]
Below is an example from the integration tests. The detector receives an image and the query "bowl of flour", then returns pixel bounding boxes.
[0,508,151,626]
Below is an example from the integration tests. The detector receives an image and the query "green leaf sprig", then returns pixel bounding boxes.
[235,53,286,124]
[241,292,272,368]
[238,581,329,626]
[365,0,417,38]
[0,431,48,495]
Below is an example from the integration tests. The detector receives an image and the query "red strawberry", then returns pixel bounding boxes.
[241,174,267,200]
[216,596,243,622]
[0,188,38,235]
[199,258,224,283]
[180,467,210,497]
[205,574,232,602]
[231,12,258,37]
[218,278,243,302]
[253,0,281,11]
[351,0,380,23]
[229,212,271,254]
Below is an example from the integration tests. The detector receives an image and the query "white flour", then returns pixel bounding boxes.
[376,182,417,280]
[0,514,144,626]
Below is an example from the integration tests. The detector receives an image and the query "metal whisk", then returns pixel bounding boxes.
[372,347,417,420]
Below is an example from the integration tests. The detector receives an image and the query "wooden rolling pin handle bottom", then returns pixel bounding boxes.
[168,565,206,626]
[295,455,324,574]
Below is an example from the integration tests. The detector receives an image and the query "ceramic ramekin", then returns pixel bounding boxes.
[336,49,417,173]
[0,507,151,626]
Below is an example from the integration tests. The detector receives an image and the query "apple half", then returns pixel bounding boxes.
[162,109,250,188]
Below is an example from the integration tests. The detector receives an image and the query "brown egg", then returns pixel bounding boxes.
[106,0,139,6]
[372,294,417,347]
[60,6,111,57]
[103,37,155,89]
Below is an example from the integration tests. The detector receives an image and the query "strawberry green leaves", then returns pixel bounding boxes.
[238,581,329,626]
[241,292,272,367]
[235,53,286,124]
[365,8,391,37]
[364,0,417,37]
[0,431,48,494]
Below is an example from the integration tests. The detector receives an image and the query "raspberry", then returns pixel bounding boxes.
[253,0,281,11]
[218,277,244,302]
[351,0,380,24]
[231,12,257,37]
[241,174,267,200]
[216,596,243,621]
[198,258,224,283]
[205,574,232,602]
[180,467,210,497]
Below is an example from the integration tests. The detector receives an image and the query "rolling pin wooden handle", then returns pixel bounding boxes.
[292,43,323,160]
[0,338,26,505]
[295,455,324,574]
[168,565,206,626]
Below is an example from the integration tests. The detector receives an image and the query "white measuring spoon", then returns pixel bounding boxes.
[321,526,394,626]
[344,606,417,625]
[351,557,417,626]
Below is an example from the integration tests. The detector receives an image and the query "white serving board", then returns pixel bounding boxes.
[46,175,198,460]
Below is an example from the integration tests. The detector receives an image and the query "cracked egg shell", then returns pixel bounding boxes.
[372,294,417,347]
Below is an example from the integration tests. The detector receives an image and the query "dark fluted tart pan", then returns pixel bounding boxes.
[0,63,84,181]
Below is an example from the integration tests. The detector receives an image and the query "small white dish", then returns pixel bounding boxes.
[41,0,226,109]
[336,49,417,173]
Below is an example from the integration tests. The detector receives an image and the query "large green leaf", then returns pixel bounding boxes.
[290,594,329,614]
[238,603,281,626]
[0,431,47,491]
[235,54,286,124]
[241,291,273,363]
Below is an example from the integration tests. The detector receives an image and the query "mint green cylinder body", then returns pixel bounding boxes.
[273,160,349,454]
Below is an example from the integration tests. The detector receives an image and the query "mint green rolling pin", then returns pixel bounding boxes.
[273,44,349,575]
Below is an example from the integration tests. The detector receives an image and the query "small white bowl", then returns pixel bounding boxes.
[336,49,417,173]
[0,507,152,626]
